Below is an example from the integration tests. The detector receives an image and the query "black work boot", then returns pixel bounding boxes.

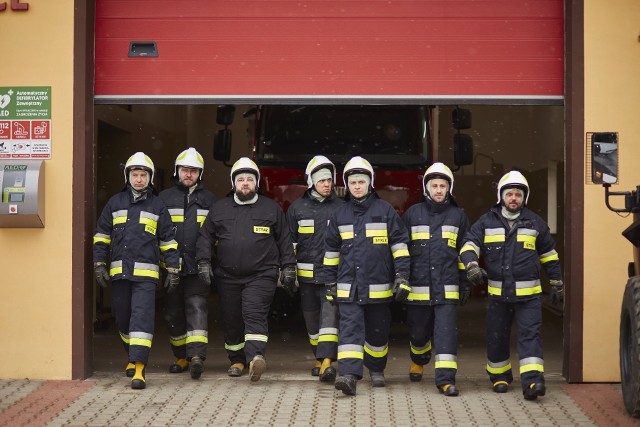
[169,358,189,374]
[409,362,423,382]
[189,356,204,379]
[523,382,546,400]
[438,384,459,397]
[370,371,385,387]
[493,381,509,393]
[311,360,321,377]
[335,374,357,396]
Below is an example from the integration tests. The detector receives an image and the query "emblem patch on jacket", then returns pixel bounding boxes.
[254,226,270,234]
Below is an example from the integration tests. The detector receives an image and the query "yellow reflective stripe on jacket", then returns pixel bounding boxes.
[444,285,460,299]
[93,233,111,245]
[298,219,314,234]
[197,209,209,226]
[133,262,159,279]
[487,359,512,374]
[297,262,313,278]
[323,251,340,266]
[338,344,364,360]
[168,208,184,223]
[110,260,123,276]
[408,286,430,301]
[458,260,465,270]
[160,240,179,252]
[337,283,351,298]
[519,357,544,374]
[460,241,479,256]
[338,225,354,240]
[369,284,392,299]
[435,354,458,369]
[391,243,409,259]
[112,209,127,225]
[487,280,502,296]
[364,342,388,358]
[365,223,388,238]
[540,250,559,264]
[411,225,430,240]
[410,340,432,355]
[515,280,542,296]
[139,211,159,228]
[441,225,459,247]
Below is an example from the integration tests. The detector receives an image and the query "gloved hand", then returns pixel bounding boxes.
[198,261,213,286]
[164,268,180,294]
[94,262,109,289]
[550,279,564,305]
[392,274,411,302]
[459,289,471,306]
[280,265,298,297]
[466,261,488,286]
[326,282,338,306]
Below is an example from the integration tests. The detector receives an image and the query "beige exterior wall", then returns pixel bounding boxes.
[0,2,74,379]
[583,1,640,381]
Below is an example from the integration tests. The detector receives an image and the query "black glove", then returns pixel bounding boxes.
[198,261,213,286]
[164,268,180,294]
[280,265,298,297]
[459,289,470,306]
[392,274,411,302]
[94,262,109,289]
[466,261,488,286]
[326,282,338,306]
[550,279,564,305]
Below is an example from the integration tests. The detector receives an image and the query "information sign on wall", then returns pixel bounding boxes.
[0,86,51,159]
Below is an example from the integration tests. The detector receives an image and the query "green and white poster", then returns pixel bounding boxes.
[0,86,51,159]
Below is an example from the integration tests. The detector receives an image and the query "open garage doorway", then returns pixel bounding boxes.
[92,103,564,381]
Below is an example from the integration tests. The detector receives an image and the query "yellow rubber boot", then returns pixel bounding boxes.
[169,358,189,373]
[311,360,322,376]
[319,358,336,382]
[125,362,135,378]
[131,362,146,390]
[409,362,424,382]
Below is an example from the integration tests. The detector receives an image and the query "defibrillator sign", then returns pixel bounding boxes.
[0,87,51,159]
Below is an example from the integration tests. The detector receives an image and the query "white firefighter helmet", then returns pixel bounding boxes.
[174,147,204,179]
[124,152,155,184]
[305,155,336,188]
[342,156,375,189]
[423,162,454,196]
[230,157,260,188]
[497,170,530,204]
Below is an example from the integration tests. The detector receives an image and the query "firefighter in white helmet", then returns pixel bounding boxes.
[160,147,216,380]
[286,155,344,382]
[401,162,471,396]
[93,152,180,390]
[460,170,563,400]
[324,156,411,396]
[196,157,296,382]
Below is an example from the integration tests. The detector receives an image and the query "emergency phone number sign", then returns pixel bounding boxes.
[0,86,51,159]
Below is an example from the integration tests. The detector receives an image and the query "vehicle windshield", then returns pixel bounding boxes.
[255,105,428,169]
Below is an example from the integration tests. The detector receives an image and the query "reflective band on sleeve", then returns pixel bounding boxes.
[297,262,314,278]
[365,223,388,238]
[519,357,544,374]
[112,210,128,225]
[458,259,465,271]
[110,260,123,276]
[139,211,159,228]
[130,332,153,348]
[540,250,559,263]
[338,225,354,240]
[487,359,512,374]
[411,225,430,240]
[364,342,389,358]
[133,262,160,279]
[435,354,458,370]
[225,342,245,351]
[186,330,209,344]
[160,240,179,252]
[337,283,352,298]
[298,219,315,234]
[460,241,480,256]
[444,285,460,299]
[484,227,506,243]
[408,286,430,301]
[168,208,185,223]
[93,233,111,245]
[410,340,432,355]
[391,243,409,258]
[323,251,340,266]
[119,332,131,344]
[515,280,542,296]
[369,283,392,299]
[245,333,268,343]
[338,344,364,360]
[197,209,209,225]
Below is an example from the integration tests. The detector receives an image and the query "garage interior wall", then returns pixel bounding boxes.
[0,3,75,379]
[582,0,640,382]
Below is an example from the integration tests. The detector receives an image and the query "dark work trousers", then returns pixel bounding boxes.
[164,274,210,361]
[486,296,545,391]
[300,282,339,361]
[337,302,391,379]
[110,279,156,365]
[217,276,277,365]
[407,303,458,386]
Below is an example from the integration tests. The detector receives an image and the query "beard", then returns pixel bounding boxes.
[235,189,257,201]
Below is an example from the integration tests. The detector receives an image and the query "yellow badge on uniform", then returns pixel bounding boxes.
[448,239,457,248]
[373,236,388,245]
[145,224,157,235]
[254,226,270,234]
[524,242,535,250]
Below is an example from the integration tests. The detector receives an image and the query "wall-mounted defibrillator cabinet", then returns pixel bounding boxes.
[0,160,45,227]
